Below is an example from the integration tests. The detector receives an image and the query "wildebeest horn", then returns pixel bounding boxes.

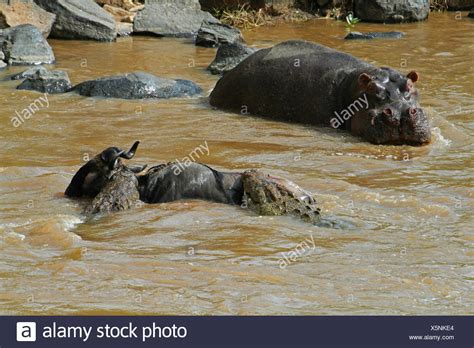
[128,164,147,173]
[119,141,140,160]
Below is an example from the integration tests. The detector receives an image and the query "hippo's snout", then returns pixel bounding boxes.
[400,105,431,146]
[361,101,431,146]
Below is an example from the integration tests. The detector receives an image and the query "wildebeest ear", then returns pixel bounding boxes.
[65,161,94,197]
[407,71,419,83]
[358,73,373,89]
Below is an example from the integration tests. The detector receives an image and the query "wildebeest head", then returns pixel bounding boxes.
[350,68,431,145]
[65,141,141,198]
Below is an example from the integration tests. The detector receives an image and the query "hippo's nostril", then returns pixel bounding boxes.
[409,107,417,116]
[382,107,399,127]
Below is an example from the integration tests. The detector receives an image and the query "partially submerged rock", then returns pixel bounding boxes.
[0,24,55,65]
[242,170,321,224]
[354,0,429,23]
[133,0,219,38]
[16,68,72,94]
[207,42,256,75]
[72,72,202,99]
[345,31,405,40]
[195,20,243,47]
[0,0,56,37]
[35,0,117,41]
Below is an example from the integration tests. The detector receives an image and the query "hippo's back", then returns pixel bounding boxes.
[210,40,371,125]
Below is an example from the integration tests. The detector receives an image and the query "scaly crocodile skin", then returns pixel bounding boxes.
[84,166,140,215]
[242,170,321,224]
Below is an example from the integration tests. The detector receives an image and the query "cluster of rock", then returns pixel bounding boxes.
[72,72,202,99]
[0,0,245,44]
[0,0,56,37]
[7,66,202,99]
[133,0,245,47]
[0,0,256,92]
[0,0,254,96]
[299,0,474,22]
[353,0,430,23]
[0,0,115,41]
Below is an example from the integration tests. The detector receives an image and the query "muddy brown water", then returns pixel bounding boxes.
[1,13,473,315]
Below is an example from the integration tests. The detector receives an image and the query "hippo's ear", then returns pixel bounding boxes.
[358,73,373,89]
[407,71,419,83]
[358,73,385,96]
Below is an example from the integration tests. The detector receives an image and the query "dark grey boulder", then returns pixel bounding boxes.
[34,0,117,41]
[195,20,243,47]
[207,42,256,75]
[17,68,71,93]
[345,31,405,40]
[0,24,55,65]
[72,72,202,99]
[133,0,219,38]
[446,0,474,10]
[354,0,429,23]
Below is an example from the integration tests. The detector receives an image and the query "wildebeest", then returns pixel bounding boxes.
[65,141,320,224]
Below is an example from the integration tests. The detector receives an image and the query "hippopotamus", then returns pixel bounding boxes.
[209,40,431,145]
[65,142,320,224]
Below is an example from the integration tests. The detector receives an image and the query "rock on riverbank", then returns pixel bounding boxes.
[446,0,474,10]
[35,0,117,41]
[133,0,219,37]
[72,72,202,99]
[195,20,244,47]
[0,0,56,37]
[0,24,55,65]
[354,0,429,23]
